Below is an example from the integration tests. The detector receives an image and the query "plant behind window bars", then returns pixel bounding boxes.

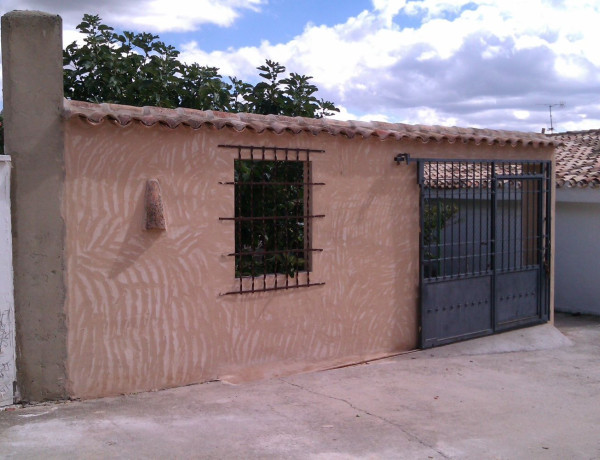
[235,159,306,278]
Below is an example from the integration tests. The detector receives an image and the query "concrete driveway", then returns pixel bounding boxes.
[1,313,599,459]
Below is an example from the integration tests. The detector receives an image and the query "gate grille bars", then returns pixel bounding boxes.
[395,155,551,281]
[219,145,325,295]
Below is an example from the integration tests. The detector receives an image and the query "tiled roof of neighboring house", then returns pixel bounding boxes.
[553,129,600,188]
[422,161,533,189]
[62,99,557,148]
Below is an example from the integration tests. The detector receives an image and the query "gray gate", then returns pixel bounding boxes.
[398,155,551,348]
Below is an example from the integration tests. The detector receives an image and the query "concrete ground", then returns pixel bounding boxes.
[1,313,599,460]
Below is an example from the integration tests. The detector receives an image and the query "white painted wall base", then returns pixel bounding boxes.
[0,155,15,406]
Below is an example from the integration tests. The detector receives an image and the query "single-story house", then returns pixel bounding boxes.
[1,11,557,404]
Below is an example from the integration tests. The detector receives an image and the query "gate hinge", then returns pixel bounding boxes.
[394,153,411,165]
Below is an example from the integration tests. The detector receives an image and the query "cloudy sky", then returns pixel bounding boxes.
[2,0,600,133]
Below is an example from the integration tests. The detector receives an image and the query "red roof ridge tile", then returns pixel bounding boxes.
[62,98,557,148]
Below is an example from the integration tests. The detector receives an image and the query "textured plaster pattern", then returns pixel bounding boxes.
[63,113,553,399]
[64,121,421,398]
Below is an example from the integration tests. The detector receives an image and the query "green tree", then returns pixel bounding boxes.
[63,14,339,118]
[0,15,341,277]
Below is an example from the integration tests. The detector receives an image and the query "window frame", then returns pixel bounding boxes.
[219,145,325,295]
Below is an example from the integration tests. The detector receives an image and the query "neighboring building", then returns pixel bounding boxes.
[553,129,600,315]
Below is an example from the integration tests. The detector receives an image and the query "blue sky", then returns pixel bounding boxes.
[2,0,600,133]
[161,1,375,53]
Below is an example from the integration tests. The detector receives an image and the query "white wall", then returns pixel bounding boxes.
[0,155,15,406]
[555,188,600,315]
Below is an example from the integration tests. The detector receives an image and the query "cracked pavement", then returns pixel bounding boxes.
[1,313,599,459]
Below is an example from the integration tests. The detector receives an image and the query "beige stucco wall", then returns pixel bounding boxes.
[63,117,554,399]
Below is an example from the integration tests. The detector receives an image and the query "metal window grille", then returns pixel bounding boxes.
[219,145,325,295]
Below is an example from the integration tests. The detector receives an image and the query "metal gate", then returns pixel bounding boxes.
[398,155,552,348]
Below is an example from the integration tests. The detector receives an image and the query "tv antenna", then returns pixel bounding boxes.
[537,102,565,133]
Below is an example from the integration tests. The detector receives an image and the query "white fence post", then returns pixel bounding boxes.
[0,155,15,406]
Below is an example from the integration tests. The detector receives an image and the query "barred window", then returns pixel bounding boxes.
[235,159,307,276]
[219,145,325,294]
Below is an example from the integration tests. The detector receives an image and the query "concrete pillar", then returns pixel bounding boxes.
[1,11,67,401]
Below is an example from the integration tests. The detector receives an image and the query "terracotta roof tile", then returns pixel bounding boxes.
[423,162,530,189]
[553,129,600,188]
[62,99,557,148]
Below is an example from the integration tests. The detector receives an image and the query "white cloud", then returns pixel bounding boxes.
[410,107,460,127]
[113,0,264,32]
[3,0,600,132]
[62,29,85,47]
[331,106,392,123]
[404,0,484,20]
[0,0,265,32]
[559,117,600,132]
[372,0,407,27]
[513,110,530,120]
[179,42,267,82]
[176,0,600,131]
[329,105,358,121]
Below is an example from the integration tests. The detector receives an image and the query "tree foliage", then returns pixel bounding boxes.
[63,14,339,118]
[61,15,340,279]
[0,15,338,153]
